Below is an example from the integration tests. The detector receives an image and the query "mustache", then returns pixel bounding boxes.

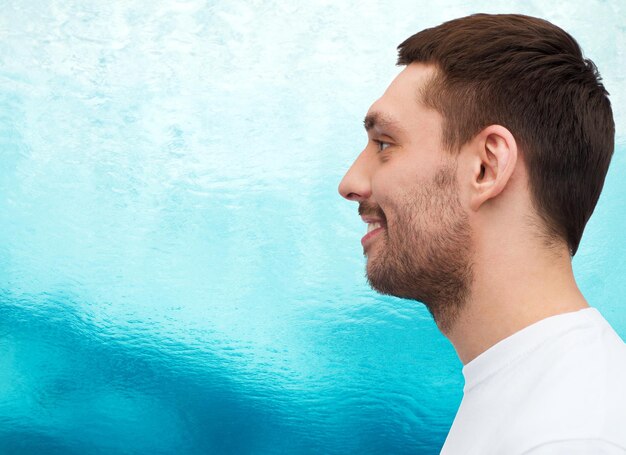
[358,201,385,220]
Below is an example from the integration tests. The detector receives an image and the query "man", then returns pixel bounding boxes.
[338,13,626,454]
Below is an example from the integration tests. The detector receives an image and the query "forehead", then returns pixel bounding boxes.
[366,63,438,130]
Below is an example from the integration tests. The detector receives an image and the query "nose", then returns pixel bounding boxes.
[338,150,372,202]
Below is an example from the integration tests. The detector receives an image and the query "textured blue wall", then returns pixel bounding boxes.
[0,1,624,453]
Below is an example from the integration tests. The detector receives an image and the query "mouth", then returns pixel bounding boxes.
[361,218,386,248]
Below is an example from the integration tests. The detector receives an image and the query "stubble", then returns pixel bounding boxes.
[365,164,473,334]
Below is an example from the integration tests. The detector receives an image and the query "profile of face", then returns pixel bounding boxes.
[338,64,473,332]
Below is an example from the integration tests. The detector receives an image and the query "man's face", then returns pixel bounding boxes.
[338,63,473,332]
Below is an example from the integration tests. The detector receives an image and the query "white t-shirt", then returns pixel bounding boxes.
[440,307,626,454]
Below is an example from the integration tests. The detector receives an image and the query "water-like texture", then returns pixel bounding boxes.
[0,1,624,453]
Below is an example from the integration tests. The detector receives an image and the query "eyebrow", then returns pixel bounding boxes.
[363,112,404,134]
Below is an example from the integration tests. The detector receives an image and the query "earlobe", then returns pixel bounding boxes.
[469,125,517,211]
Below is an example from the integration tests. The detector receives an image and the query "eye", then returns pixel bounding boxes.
[374,140,391,153]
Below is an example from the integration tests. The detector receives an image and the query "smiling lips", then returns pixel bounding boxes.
[361,217,386,247]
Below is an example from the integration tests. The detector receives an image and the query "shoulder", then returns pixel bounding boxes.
[488,318,626,450]
[520,438,626,454]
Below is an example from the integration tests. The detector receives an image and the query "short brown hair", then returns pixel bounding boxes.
[397,13,614,256]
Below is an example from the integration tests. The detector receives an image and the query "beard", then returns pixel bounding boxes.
[363,163,473,334]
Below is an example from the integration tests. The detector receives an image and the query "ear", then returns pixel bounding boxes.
[469,125,518,212]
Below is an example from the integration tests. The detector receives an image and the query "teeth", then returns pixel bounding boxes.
[367,222,382,233]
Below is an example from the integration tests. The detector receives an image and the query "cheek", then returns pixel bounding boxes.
[370,178,397,215]
[370,174,390,202]
[372,162,415,197]
[371,163,429,224]
[387,161,428,191]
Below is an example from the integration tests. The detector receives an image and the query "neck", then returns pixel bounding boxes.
[445,238,589,365]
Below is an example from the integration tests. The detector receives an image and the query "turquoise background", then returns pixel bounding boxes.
[0,1,624,453]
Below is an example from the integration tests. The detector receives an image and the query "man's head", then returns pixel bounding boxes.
[338,14,614,330]
[396,13,615,256]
